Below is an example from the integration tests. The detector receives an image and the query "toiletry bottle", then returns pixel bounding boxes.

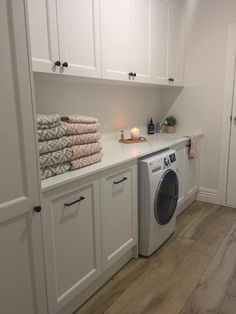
[148,118,155,135]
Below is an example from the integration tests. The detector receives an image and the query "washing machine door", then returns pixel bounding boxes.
[154,169,179,225]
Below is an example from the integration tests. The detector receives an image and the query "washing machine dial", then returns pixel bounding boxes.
[164,157,170,167]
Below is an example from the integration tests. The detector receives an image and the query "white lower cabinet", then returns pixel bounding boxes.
[175,143,185,207]
[43,161,138,313]
[184,144,200,198]
[173,140,200,215]
[43,176,102,313]
[100,163,138,270]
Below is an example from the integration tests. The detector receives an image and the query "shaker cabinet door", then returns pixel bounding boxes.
[0,1,47,313]
[44,179,102,313]
[168,5,185,85]
[130,0,152,83]
[100,0,132,81]
[151,0,170,84]
[184,145,200,199]
[100,163,138,270]
[27,0,60,73]
[56,0,101,78]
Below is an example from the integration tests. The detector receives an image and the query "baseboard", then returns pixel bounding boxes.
[197,188,220,205]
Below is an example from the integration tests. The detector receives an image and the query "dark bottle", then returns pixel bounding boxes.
[148,118,155,135]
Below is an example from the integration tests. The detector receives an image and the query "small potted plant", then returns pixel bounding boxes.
[164,116,177,133]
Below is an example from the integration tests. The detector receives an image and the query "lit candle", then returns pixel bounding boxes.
[131,127,140,140]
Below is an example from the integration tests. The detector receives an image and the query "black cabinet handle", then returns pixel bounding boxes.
[54,60,61,67]
[62,62,68,68]
[64,196,85,207]
[113,177,127,185]
[128,72,133,79]
[168,78,175,82]
[33,206,41,213]
[133,73,136,77]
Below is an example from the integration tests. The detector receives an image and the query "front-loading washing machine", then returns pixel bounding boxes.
[138,149,179,256]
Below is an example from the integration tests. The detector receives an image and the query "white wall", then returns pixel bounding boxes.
[34,73,164,133]
[164,0,236,197]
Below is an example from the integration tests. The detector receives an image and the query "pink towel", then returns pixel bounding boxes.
[70,152,103,170]
[71,142,102,160]
[187,136,199,159]
[66,122,100,135]
[67,133,101,146]
[61,115,98,124]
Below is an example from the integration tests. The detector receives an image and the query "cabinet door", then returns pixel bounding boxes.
[184,146,200,198]
[131,0,152,83]
[175,146,185,207]
[56,0,101,78]
[44,179,102,313]
[0,1,47,313]
[27,0,60,73]
[151,0,170,84]
[100,0,132,81]
[168,5,185,85]
[100,163,138,270]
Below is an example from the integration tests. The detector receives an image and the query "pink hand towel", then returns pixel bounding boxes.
[61,114,98,124]
[67,133,101,146]
[70,152,103,170]
[71,142,102,160]
[187,136,199,159]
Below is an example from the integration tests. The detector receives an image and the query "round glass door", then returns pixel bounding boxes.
[154,169,179,225]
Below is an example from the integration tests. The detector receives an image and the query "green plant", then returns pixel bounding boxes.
[165,116,177,126]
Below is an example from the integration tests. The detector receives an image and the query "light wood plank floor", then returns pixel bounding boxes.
[75,201,236,314]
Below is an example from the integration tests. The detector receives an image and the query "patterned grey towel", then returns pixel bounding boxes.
[38,136,70,154]
[36,114,60,125]
[37,123,68,141]
[41,162,71,180]
[37,121,59,130]
[40,147,73,168]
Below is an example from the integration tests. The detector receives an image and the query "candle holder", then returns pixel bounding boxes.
[119,130,147,144]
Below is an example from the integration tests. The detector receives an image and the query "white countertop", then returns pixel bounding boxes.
[41,133,201,192]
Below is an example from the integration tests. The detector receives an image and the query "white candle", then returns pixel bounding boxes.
[131,127,140,140]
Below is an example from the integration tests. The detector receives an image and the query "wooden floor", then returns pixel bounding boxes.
[76,201,236,314]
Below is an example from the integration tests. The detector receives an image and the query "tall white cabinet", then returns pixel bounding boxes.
[0,1,47,313]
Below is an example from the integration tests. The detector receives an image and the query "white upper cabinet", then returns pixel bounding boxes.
[100,0,132,81]
[27,0,59,73]
[168,5,185,85]
[151,0,170,84]
[131,0,152,83]
[57,0,101,78]
[27,0,185,85]
[27,0,101,78]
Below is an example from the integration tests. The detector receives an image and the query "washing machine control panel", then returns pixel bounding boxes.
[163,153,176,168]
[169,153,176,163]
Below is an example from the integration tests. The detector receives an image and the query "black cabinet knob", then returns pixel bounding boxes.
[33,206,41,213]
[168,78,175,82]
[63,62,68,68]
[133,73,136,77]
[54,60,61,67]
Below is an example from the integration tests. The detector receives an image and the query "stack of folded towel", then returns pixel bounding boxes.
[61,115,103,170]
[37,114,72,180]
